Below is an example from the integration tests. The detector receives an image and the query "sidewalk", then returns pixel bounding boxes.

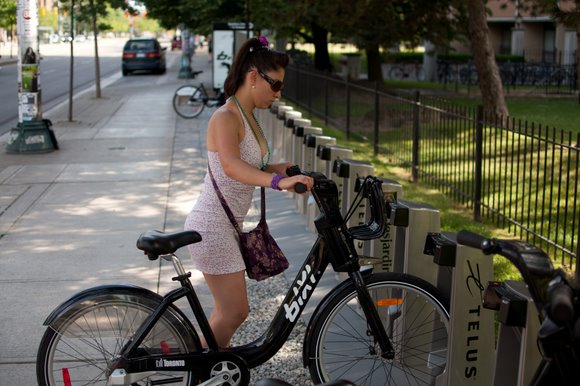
[0,47,329,384]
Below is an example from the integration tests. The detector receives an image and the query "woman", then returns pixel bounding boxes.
[184,36,314,349]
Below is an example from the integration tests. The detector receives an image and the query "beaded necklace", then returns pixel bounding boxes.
[232,95,270,170]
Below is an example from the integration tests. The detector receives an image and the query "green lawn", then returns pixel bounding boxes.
[285,93,580,281]
[387,86,580,134]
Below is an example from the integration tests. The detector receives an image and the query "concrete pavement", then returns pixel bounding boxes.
[0,46,336,384]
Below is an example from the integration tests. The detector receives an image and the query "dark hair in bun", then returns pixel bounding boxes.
[223,37,289,97]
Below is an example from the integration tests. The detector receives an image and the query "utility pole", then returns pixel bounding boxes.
[6,0,58,153]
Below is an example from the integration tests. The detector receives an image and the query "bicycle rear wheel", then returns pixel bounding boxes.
[173,85,205,119]
[306,272,450,386]
[36,289,199,386]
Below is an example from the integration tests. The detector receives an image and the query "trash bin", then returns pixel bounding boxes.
[333,159,374,255]
[361,178,402,273]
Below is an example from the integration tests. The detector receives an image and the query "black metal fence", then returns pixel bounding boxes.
[284,65,580,269]
[435,60,578,94]
[383,60,578,95]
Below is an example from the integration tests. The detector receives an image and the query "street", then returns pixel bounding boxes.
[0,37,169,136]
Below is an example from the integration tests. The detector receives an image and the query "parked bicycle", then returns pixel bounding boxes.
[172,64,229,119]
[36,167,451,386]
[456,230,580,384]
[172,81,226,119]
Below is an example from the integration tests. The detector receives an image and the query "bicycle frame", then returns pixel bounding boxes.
[114,173,394,376]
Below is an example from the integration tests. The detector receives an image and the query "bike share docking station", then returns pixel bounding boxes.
[421,231,540,384]
[290,124,323,209]
[272,105,294,162]
[302,134,337,232]
[257,100,284,156]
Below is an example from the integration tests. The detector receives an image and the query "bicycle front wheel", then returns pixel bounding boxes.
[306,272,450,386]
[36,289,200,386]
[173,85,205,119]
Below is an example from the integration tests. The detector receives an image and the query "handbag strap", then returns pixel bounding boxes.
[207,162,266,235]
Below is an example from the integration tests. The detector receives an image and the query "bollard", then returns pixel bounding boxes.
[360,178,403,272]
[424,232,495,386]
[272,105,293,162]
[386,199,441,286]
[304,134,337,232]
[333,159,374,255]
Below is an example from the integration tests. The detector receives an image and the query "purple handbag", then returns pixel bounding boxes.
[208,165,289,281]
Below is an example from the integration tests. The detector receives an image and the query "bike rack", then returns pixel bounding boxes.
[286,118,311,165]
[386,199,442,285]
[273,105,294,162]
[262,100,285,151]
[302,134,337,232]
[316,145,354,214]
[282,111,303,162]
[359,177,403,273]
[333,159,374,255]
[291,125,323,210]
[486,281,542,386]
[423,232,496,386]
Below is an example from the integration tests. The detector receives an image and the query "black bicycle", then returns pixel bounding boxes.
[36,169,451,386]
[172,81,226,119]
[456,230,580,384]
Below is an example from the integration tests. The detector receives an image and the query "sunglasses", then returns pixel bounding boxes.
[258,71,284,92]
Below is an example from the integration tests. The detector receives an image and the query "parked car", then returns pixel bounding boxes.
[171,36,182,50]
[122,38,167,76]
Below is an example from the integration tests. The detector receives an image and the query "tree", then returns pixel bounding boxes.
[60,0,130,98]
[466,0,509,118]
[0,0,17,40]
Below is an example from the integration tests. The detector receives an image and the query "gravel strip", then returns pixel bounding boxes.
[230,274,313,386]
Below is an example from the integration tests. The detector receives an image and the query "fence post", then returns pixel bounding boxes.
[412,90,420,182]
[325,77,329,127]
[346,76,351,139]
[374,81,380,156]
[474,105,484,222]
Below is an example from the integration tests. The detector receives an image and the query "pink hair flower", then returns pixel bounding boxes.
[257,35,269,47]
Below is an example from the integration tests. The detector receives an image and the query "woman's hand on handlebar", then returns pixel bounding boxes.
[278,174,313,193]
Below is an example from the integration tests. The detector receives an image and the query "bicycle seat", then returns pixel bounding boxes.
[136,230,202,260]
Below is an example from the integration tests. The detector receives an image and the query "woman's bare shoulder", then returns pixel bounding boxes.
[209,103,240,130]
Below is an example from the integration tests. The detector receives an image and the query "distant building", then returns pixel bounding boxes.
[454,0,577,64]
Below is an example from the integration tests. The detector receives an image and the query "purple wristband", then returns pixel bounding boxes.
[271,173,285,191]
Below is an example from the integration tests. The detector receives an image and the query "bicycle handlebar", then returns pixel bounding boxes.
[286,165,387,240]
[286,165,307,193]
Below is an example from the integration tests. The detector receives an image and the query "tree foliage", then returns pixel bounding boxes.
[0,0,17,31]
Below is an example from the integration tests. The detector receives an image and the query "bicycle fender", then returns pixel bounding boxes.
[302,267,373,367]
[42,284,161,325]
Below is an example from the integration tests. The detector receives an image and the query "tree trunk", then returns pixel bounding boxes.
[311,23,331,72]
[466,0,508,119]
[366,44,383,82]
[89,0,101,98]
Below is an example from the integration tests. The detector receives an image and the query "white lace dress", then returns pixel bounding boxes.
[184,105,266,275]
